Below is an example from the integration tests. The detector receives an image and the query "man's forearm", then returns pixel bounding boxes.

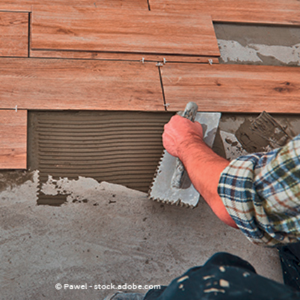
[162,115,237,228]
[178,139,238,228]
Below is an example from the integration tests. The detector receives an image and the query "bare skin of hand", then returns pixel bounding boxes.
[163,115,237,229]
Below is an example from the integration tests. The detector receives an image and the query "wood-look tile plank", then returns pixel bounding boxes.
[0,58,164,111]
[30,49,220,64]
[149,0,300,26]
[0,12,28,57]
[0,110,27,169]
[0,1,32,12]
[0,0,147,12]
[31,6,220,58]
[161,64,300,113]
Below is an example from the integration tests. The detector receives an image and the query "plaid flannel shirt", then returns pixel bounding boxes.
[218,134,300,246]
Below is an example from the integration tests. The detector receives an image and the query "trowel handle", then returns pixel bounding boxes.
[181,102,198,121]
[171,102,198,189]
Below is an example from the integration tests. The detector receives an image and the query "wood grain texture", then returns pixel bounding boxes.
[0,2,31,12]
[31,6,220,58]
[161,64,300,113]
[0,12,28,57]
[0,110,27,169]
[149,0,300,26]
[0,58,164,111]
[30,49,220,64]
[0,0,147,12]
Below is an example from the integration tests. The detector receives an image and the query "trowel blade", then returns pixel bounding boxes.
[148,112,221,207]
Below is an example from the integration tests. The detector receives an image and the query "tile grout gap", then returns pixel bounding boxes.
[27,12,31,58]
[158,66,167,111]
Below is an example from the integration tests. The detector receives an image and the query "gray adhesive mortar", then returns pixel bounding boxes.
[213,113,300,160]
[235,112,292,153]
[27,110,174,206]
[214,23,300,66]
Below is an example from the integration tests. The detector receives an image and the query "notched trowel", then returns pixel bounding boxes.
[148,102,221,208]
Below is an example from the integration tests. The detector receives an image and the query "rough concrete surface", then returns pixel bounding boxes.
[0,172,282,300]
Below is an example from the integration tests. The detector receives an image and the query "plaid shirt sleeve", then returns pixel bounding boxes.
[218,134,300,246]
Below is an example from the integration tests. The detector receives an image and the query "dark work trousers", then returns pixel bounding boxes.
[144,252,300,300]
[278,241,300,291]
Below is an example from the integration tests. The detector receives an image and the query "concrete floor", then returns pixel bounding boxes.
[1,23,300,300]
[0,174,282,300]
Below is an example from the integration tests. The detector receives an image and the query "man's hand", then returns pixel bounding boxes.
[161,114,237,229]
[162,115,203,158]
